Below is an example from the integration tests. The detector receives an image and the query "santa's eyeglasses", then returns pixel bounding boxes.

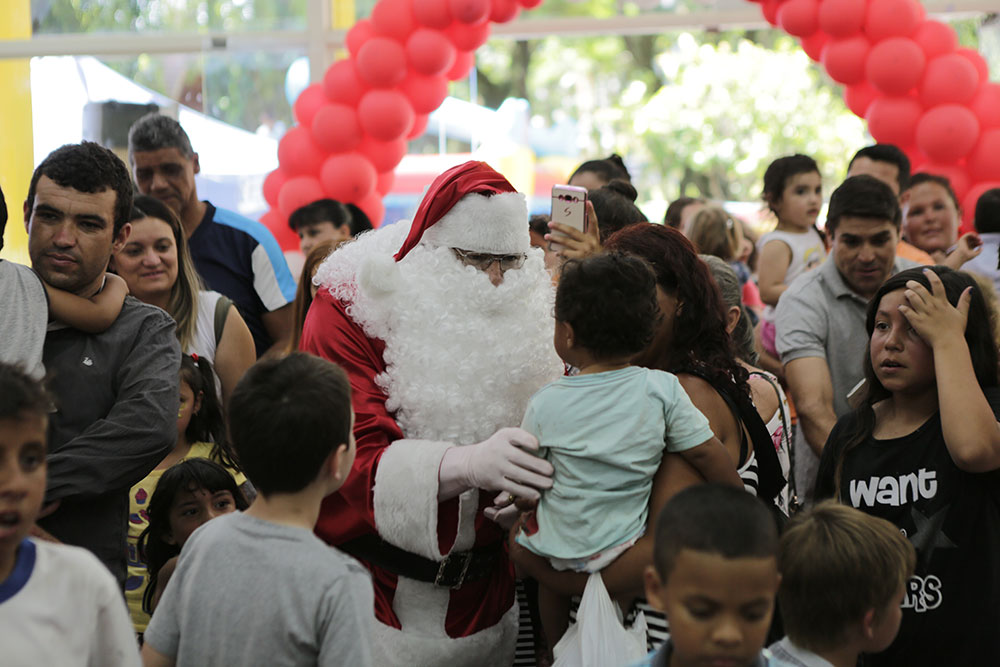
[452,248,527,271]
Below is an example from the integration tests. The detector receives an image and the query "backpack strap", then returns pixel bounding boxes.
[214,295,234,347]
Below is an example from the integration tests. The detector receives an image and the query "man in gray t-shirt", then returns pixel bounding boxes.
[142,354,373,666]
[145,512,373,666]
[776,176,918,499]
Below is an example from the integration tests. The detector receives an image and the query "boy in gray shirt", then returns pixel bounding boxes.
[142,354,373,667]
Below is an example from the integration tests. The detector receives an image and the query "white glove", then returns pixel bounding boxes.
[438,427,554,502]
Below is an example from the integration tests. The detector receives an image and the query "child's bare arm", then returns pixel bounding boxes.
[141,643,176,667]
[757,240,793,306]
[677,437,744,488]
[45,273,128,332]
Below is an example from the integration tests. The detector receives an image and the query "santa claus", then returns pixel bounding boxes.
[301,161,565,666]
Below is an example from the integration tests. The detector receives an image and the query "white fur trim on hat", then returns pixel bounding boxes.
[420,192,529,255]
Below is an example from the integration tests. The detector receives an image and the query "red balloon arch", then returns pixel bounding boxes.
[261,0,999,249]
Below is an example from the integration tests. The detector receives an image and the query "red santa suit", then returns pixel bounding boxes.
[301,162,564,666]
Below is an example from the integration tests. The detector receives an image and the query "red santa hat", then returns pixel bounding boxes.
[394,160,529,260]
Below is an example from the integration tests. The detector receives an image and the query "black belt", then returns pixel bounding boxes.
[339,534,503,589]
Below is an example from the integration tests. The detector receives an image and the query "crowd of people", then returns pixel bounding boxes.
[1,118,1000,667]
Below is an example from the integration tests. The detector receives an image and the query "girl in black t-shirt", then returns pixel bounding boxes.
[816,266,1000,666]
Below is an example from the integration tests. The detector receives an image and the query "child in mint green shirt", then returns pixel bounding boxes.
[515,253,742,645]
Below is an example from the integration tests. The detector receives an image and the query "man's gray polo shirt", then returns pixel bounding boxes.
[775,255,918,496]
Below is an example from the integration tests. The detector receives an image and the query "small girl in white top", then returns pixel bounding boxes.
[757,154,827,357]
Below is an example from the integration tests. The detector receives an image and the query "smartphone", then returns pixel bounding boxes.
[549,184,588,251]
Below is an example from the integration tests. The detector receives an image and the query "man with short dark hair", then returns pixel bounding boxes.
[846,143,935,265]
[128,113,296,357]
[26,141,180,587]
[776,175,919,499]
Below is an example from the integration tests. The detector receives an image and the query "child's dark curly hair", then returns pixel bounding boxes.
[555,253,660,361]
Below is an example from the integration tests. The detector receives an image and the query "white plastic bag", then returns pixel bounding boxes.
[552,572,648,667]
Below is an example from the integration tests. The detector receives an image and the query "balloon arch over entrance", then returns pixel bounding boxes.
[260,0,1000,244]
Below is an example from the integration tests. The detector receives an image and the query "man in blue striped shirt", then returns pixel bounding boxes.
[128,113,296,358]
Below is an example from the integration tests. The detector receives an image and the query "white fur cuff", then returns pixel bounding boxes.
[373,439,454,559]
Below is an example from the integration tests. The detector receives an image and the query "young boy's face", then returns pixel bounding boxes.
[646,548,779,667]
[0,414,48,556]
[298,221,350,256]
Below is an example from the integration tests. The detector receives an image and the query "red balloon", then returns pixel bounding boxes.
[778,0,819,38]
[357,38,408,88]
[260,210,298,253]
[970,83,1000,132]
[912,20,958,60]
[359,135,409,172]
[916,162,971,201]
[962,181,1000,226]
[413,0,452,29]
[450,0,490,25]
[358,192,386,227]
[490,0,520,23]
[821,35,871,85]
[400,72,449,114]
[359,91,415,142]
[372,0,417,41]
[319,153,377,203]
[406,29,457,77]
[762,0,783,26]
[323,60,367,107]
[408,113,430,139]
[293,84,327,127]
[277,126,326,177]
[445,19,491,51]
[519,0,543,7]
[955,48,989,85]
[262,170,288,209]
[864,0,921,43]
[865,38,925,96]
[278,176,325,220]
[346,19,376,58]
[377,170,396,195]
[845,81,878,117]
[311,104,363,153]
[967,129,1000,183]
[919,54,979,107]
[866,96,923,147]
[818,0,866,38]
[800,31,829,62]
[446,50,475,81]
[916,105,980,164]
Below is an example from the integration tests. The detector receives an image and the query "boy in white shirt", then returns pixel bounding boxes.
[0,363,140,667]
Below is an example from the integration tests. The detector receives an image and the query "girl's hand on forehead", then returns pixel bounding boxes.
[898,268,972,347]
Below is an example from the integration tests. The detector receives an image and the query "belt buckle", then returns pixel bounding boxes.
[434,550,473,589]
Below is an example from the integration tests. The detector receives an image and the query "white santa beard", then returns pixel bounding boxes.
[378,245,563,444]
[315,224,564,446]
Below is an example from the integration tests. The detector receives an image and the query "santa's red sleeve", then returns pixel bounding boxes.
[300,288,464,558]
